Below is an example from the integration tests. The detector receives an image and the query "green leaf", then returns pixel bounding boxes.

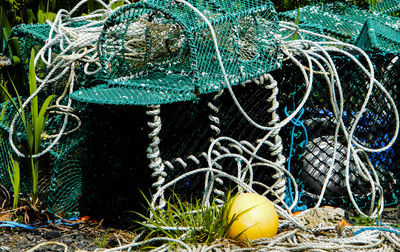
[7,152,20,209]
[0,80,25,126]
[28,49,38,154]
[11,56,21,64]
[0,7,5,51]
[35,94,54,150]
[37,9,44,24]
[27,9,36,24]
[29,49,38,121]
[291,8,301,41]
[7,37,20,59]
[51,0,57,11]
[2,7,11,37]
[88,0,95,14]
[44,12,57,22]
[0,100,8,121]
[110,0,125,10]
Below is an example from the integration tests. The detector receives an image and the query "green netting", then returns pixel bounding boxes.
[10,22,105,90]
[9,23,51,64]
[279,2,400,43]
[70,0,281,105]
[370,0,400,15]
[0,99,86,218]
[356,18,400,52]
[2,0,400,219]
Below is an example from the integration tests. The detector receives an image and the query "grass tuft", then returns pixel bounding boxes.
[134,191,247,249]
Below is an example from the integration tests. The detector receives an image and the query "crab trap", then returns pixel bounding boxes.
[274,50,400,209]
[70,0,282,105]
[1,0,286,222]
[0,0,399,223]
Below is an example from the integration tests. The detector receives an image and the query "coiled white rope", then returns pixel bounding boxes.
[133,1,398,251]
[7,1,399,251]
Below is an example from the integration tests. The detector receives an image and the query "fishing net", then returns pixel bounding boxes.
[274,50,400,209]
[0,99,86,217]
[70,0,282,105]
[279,1,400,43]
[0,0,399,228]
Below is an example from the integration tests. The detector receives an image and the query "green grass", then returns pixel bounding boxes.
[0,49,54,205]
[134,191,250,250]
[7,151,20,209]
[93,229,110,248]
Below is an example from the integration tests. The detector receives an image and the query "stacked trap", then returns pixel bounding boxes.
[0,0,398,222]
[274,51,400,208]
[1,0,287,220]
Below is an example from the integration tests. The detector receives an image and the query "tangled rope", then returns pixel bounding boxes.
[8,0,132,159]
[6,0,400,251]
[134,1,399,250]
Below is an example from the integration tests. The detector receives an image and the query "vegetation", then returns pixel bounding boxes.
[93,229,111,248]
[0,0,392,232]
[6,152,20,209]
[0,49,54,206]
[134,191,250,249]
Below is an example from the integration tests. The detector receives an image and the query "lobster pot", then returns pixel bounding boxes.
[70,0,282,105]
[6,0,284,220]
[279,1,400,45]
[355,18,400,53]
[0,100,86,217]
[274,50,400,209]
[66,0,285,224]
[79,80,285,225]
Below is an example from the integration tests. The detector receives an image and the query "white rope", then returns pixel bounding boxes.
[8,0,399,250]
[8,0,132,159]
[138,2,398,250]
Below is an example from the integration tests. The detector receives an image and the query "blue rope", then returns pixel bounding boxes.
[0,217,80,229]
[0,221,36,229]
[353,226,400,236]
[284,106,308,211]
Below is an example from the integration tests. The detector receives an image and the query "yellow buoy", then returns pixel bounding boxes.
[226,193,279,241]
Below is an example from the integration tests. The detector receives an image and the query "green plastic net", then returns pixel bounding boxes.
[370,0,400,15]
[356,18,400,53]
[0,99,86,217]
[1,0,399,220]
[279,1,400,44]
[70,0,282,105]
